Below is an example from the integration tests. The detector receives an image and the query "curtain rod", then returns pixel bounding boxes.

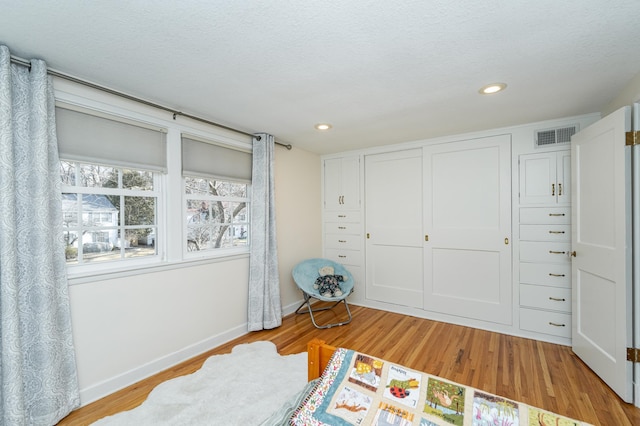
[9,54,293,150]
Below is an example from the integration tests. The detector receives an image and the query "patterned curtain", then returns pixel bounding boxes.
[0,46,80,425]
[247,133,282,331]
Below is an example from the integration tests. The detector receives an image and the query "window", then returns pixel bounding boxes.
[184,177,249,252]
[52,90,253,277]
[61,160,159,265]
[182,136,252,255]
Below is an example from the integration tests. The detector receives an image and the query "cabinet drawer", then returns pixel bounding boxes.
[520,308,571,338]
[324,248,362,266]
[520,224,570,242]
[324,211,360,223]
[324,222,362,235]
[520,284,571,312]
[520,241,571,263]
[520,207,570,224]
[520,262,571,287]
[325,234,361,250]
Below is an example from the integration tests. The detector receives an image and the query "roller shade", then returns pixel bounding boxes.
[182,136,252,181]
[55,107,167,172]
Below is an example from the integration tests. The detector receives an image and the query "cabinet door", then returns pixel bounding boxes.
[341,156,360,210]
[323,158,343,210]
[556,150,571,205]
[323,156,360,210]
[519,152,557,205]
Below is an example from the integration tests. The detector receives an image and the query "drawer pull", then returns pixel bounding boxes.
[338,255,346,258]
[549,250,566,254]
[338,215,346,218]
[338,226,346,229]
[549,297,566,302]
[549,322,566,327]
[548,273,566,277]
[552,183,555,196]
[548,230,565,234]
[558,183,563,196]
[549,213,566,217]
[338,240,347,243]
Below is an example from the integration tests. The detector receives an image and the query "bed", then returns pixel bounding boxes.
[262,338,592,426]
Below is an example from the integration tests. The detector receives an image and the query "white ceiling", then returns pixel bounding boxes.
[1,1,639,154]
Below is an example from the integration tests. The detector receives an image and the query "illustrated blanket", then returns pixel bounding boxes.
[290,348,591,426]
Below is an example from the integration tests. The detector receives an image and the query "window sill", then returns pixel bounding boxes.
[66,252,250,285]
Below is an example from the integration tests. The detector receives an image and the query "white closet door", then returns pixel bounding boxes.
[423,135,512,324]
[365,149,423,308]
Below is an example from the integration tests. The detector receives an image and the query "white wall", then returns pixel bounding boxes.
[602,70,640,115]
[69,259,250,403]
[274,146,323,310]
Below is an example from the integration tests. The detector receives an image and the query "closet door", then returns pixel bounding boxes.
[423,135,512,324]
[365,149,423,308]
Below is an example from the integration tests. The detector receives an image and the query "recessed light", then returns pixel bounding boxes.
[479,83,507,94]
[314,123,332,131]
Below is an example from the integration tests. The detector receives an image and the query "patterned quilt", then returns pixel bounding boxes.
[290,348,591,426]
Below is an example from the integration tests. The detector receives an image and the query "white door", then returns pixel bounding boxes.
[365,149,423,308]
[423,135,512,324]
[571,106,633,402]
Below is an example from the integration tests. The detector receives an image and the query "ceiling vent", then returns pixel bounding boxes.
[535,124,579,148]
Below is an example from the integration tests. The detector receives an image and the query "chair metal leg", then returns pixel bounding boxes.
[295,292,353,329]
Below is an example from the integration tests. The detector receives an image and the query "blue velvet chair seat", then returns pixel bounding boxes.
[292,258,354,328]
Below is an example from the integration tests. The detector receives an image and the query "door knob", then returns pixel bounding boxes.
[570,251,576,257]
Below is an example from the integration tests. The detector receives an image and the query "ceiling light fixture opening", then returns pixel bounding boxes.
[315,123,332,131]
[479,83,507,94]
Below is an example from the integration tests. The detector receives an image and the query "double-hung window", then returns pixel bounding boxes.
[56,106,166,269]
[182,136,251,255]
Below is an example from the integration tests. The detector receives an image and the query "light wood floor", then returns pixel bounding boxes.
[58,304,639,426]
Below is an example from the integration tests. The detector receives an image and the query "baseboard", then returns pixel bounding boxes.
[282,298,304,316]
[78,322,249,406]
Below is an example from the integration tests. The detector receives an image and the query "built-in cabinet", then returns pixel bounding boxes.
[518,150,572,341]
[322,156,363,301]
[323,156,361,210]
[519,151,571,205]
[319,116,595,345]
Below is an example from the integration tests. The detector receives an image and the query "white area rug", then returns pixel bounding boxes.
[93,341,307,425]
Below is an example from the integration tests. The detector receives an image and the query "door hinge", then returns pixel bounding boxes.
[626,131,640,146]
[627,347,640,363]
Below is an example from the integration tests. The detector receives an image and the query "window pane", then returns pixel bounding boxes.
[228,182,247,198]
[79,163,118,188]
[184,177,211,195]
[60,161,76,185]
[124,228,157,258]
[124,196,156,225]
[123,169,154,191]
